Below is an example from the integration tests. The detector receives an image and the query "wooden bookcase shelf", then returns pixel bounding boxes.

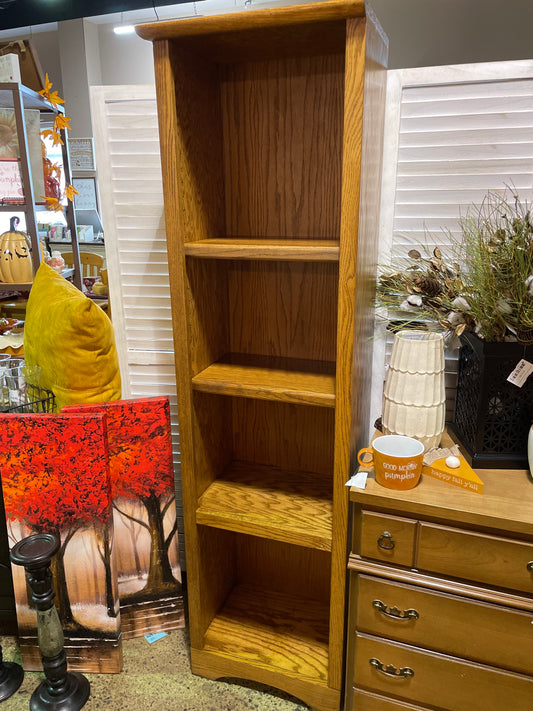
[184,238,341,261]
[196,460,333,550]
[192,355,336,407]
[137,2,387,709]
[201,584,331,683]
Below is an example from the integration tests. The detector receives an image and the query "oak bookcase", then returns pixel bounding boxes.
[137,3,387,709]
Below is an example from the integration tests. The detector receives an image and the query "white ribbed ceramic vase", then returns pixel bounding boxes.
[382,330,445,451]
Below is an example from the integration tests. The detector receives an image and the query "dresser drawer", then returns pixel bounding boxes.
[350,688,431,711]
[354,575,533,675]
[359,512,417,567]
[418,523,533,593]
[354,633,533,711]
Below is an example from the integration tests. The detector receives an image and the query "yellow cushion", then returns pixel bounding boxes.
[24,262,121,411]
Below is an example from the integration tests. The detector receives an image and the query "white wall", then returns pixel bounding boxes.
[97,24,155,86]
[372,0,533,69]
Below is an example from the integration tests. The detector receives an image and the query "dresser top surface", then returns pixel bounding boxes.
[350,433,533,535]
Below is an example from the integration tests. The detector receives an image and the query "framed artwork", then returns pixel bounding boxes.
[63,397,184,639]
[0,108,45,201]
[68,138,95,171]
[0,411,123,673]
[72,177,98,211]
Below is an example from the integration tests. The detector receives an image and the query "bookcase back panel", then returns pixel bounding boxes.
[233,398,334,476]
[236,534,331,603]
[221,54,344,238]
[229,260,338,362]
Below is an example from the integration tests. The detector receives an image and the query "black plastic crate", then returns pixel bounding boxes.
[448,331,533,468]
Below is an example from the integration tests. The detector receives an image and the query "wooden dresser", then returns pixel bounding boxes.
[345,449,533,711]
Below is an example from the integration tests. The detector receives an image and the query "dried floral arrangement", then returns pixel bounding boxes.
[376,189,533,344]
[38,74,78,212]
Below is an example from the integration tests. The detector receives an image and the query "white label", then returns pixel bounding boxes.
[507,359,533,387]
[345,471,368,489]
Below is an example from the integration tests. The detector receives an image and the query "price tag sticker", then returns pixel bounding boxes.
[507,359,533,387]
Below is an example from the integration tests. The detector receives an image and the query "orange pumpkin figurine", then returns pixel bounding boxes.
[0,216,33,283]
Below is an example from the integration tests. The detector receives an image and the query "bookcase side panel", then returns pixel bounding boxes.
[329,16,367,691]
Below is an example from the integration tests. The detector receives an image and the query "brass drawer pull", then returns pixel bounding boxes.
[372,599,419,620]
[527,561,533,572]
[377,531,395,550]
[369,657,414,678]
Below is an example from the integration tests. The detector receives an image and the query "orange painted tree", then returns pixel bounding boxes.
[0,413,113,626]
[63,398,179,599]
[106,399,178,596]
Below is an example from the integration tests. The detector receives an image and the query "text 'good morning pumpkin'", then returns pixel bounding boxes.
[0,216,33,283]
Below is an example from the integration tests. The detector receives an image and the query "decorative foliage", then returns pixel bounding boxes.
[38,74,78,212]
[377,189,533,344]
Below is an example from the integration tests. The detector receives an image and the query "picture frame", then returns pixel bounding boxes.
[68,137,96,171]
[72,176,98,211]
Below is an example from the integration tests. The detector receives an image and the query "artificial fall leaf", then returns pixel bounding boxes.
[408,249,421,259]
[40,129,55,141]
[38,74,65,108]
[38,73,53,97]
[46,91,65,106]
[65,184,78,201]
[455,322,466,336]
[41,196,64,213]
[54,114,71,131]
[51,131,64,146]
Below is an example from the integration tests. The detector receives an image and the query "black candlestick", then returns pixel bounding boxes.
[0,642,24,702]
[10,533,90,711]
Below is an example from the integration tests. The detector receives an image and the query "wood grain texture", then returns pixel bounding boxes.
[228,261,338,362]
[347,556,533,612]
[354,575,533,675]
[236,537,331,602]
[351,458,533,538]
[347,446,533,711]
[191,354,336,407]
[354,633,533,711]
[145,2,388,704]
[417,523,533,594]
[233,398,335,475]
[327,11,387,690]
[191,648,340,711]
[151,39,208,647]
[196,460,333,550]
[184,238,340,261]
[202,584,330,679]
[359,511,417,568]
[221,55,344,238]
[136,0,365,51]
[350,689,431,711]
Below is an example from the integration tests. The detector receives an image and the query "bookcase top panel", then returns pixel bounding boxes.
[136,0,366,57]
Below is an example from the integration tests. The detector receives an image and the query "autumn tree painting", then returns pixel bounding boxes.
[64,397,183,638]
[0,412,123,673]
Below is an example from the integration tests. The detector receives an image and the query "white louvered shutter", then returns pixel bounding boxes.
[90,85,183,566]
[371,60,533,429]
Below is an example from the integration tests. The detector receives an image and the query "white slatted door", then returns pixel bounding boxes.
[90,85,183,564]
[371,60,533,432]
